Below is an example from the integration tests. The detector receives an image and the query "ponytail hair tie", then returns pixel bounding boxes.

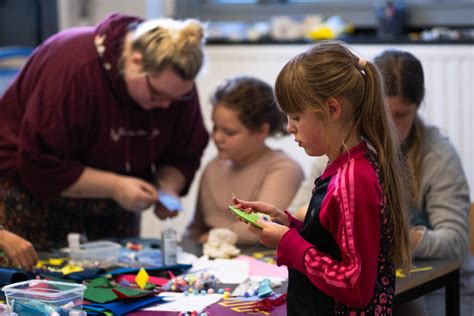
[357,58,367,70]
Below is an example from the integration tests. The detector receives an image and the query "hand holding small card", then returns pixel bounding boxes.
[228,205,266,229]
[157,190,182,212]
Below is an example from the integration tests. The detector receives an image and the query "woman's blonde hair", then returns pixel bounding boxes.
[131,18,205,79]
[374,50,425,208]
[275,40,411,271]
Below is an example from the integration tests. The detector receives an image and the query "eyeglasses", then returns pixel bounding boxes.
[145,75,194,103]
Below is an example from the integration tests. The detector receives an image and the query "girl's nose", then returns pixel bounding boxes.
[212,129,223,143]
[287,121,295,134]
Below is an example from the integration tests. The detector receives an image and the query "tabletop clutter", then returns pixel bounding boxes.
[0,230,288,315]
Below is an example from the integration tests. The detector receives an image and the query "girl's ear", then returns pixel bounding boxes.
[256,123,270,141]
[326,98,343,122]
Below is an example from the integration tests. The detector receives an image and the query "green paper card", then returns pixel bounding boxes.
[228,205,265,228]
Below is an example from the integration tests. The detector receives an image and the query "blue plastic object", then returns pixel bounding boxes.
[257,279,273,297]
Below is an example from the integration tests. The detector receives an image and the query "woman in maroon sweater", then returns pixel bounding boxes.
[0,13,209,259]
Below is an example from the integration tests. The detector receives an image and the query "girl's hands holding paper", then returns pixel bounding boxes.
[249,218,289,248]
[232,196,290,248]
[232,196,290,227]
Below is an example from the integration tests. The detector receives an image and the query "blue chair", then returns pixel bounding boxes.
[0,47,33,96]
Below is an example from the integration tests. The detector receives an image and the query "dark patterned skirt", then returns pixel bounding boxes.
[0,175,140,252]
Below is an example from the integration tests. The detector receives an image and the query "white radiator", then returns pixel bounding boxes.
[141,44,474,238]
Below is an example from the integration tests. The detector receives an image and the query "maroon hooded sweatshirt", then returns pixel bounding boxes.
[0,13,209,201]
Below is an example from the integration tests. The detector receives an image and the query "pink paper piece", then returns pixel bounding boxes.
[236,255,288,279]
[116,274,169,286]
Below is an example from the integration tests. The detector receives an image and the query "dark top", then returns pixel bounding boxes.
[278,144,396,315]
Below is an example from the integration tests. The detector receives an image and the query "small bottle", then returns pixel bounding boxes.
[161,227,178,266]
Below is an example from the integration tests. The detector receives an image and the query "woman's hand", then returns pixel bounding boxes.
[0,230,38,270]
[232,196,290,227]
[248,219,289,248]
[153,203,180,220]
[409,227,424,250]
[154,189,180,219]
[112,176,157,212]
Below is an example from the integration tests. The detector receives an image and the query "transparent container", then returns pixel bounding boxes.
[2,280,86,315]
[70,240,121,262]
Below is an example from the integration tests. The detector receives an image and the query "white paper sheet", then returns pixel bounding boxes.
[189,257,250,284]
[143,292,222,312]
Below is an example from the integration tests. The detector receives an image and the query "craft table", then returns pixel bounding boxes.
[8,241,458,315]
[395,259,461,316]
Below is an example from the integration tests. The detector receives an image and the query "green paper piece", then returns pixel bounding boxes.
[145,283,155,290]
[228,205,265,228]
[89,277,113,288]
[115,286,150,297]
[39,273,75,283]
[84,286,118,303]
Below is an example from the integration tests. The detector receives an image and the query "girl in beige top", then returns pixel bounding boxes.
[185,76,304,245]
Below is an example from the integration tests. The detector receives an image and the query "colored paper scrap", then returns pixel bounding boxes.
[116,274,168,286]
[112,287,150,299]
[84,286,118,304]
[136,267,149,289]
[143,292,222,313]
[84,276,152,303]
[108,264,191,276]
[84,296,165,315]
[396,266,433,278]
[237,255,288,279]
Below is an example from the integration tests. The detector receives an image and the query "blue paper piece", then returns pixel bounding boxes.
[67,268,107,281]
[157,190,183,212]
[108,264,191,276]
[0,268,30,299]
[257,279,273,297]
[136,250,163,267]
[84,296,165,316]
[0,268,29,287]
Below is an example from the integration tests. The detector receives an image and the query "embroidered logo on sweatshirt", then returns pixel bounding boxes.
[110,127,160,142]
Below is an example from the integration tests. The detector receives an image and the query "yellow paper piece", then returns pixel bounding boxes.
[135,267,149,289]
[60,265,84,275]
[35,260,48,268]
[396,266,433,278]
[49,258,66,265]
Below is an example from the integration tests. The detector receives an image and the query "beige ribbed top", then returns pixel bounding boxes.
[185,149,304,245]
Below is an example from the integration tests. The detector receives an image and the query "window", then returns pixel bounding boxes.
[175,0,474,28]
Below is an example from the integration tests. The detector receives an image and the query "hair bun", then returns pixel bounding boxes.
[181,19,205,42]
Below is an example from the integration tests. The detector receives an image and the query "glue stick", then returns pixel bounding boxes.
[161,220,178,266]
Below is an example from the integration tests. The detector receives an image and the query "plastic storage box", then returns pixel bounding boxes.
[2,280,86,315]
[70,240,121,262]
